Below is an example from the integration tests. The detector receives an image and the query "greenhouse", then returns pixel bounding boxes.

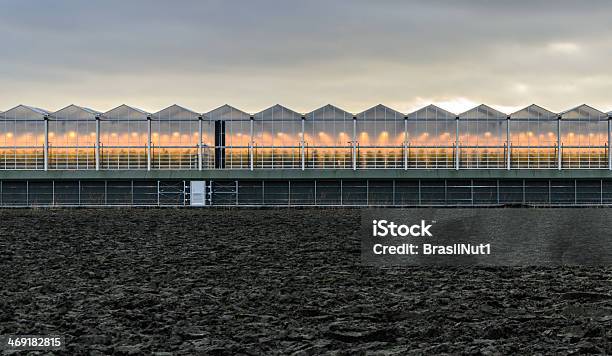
[48,105,99,170]
[0,105,47,170]
[1,102,612,206]
[2,102,612,172]
[406,105,456,169]
[304,105,354,169]
[204,104,250,169]
[509,104,558,169]
[100,105,149,170]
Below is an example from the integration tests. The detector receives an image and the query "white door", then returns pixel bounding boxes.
[190,181,206,206]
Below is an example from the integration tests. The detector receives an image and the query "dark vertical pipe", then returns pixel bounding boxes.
[215,120,226,169]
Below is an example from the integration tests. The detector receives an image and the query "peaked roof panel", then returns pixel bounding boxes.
[203,104,250,121]
[560,104,607,120]
[459,104,506,120]
[510,104,557,120]
[0,105,49,120]
[102,104,149,120]
[407,105,456,120]
[253,104,302,121]
[305,104,353,120]
[356,104,404,120]
[51,104,100,120]
[152,104,200,120]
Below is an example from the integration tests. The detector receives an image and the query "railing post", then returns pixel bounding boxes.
[557,116,561,170]
[95,116,100,171]
[404,117,408,170]
[198,116,203,171]
[352,116,357,170]
[301,116,305,171]
[455,116,459,170]
[506,116,511,170]
[44,116,49,171]
[147,116,152,171]
[403,141,408,170]
[607,117,612,171]
[249,116,254,171]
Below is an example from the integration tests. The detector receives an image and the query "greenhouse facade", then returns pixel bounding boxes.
[0,103,612,206]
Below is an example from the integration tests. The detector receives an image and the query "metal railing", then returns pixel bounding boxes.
[208,179,612,207]
[0,142,611,170]
[0,180,189,207]
[0,147,45,170]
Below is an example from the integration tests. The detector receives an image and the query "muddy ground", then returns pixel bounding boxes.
[0,209,611,355]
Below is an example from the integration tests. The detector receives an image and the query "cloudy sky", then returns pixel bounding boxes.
[1,0,611,114]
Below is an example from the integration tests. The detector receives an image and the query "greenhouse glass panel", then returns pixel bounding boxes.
[152,105,201,170]
[204,104,251,169]
[100,105,149,170]
[253,105,302,169]
[48,105,98,170]
[509,105,558,169]
[304,105,353,169]
[406,105,456,169]
[0,105,47,170]
[458,105,507,169]
[560,105,608,169]
[356,105,404,169]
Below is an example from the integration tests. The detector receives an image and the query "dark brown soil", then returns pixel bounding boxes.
[0,209,611,355]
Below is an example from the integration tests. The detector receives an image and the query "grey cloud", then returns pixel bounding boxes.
[1,1,611,113]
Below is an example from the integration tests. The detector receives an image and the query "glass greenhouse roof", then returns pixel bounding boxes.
[510,104,557,120]
[407,105,456,120]
[152,104,200,120]
[459,104,506,120]
[0,104,610,121]
[0,105,49,120]
[51,104,100,120]
[253,104,302,121]
[560,104,607,120]
[102,104,149,121]
[305,104,353,121]
[357,104,404,121]
[203,104,250,121]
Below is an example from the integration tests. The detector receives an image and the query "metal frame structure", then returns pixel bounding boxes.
[2,177,612,207]
[2,103,612,207]
[204,104,250,170]
[0,105,47,170]
[209,178,612,207]
[151,105,207,170]
[0,179,188,207]
[47,105,99,170]
[99,105,149,170]
[2,103,612,171]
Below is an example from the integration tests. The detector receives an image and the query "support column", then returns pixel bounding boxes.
[455,117,460,170]
[352,116,357,170]
[403,141,408,171]
[608,117,612,171]
[198,116,203,171]
[301,116,305,171]
[249,117,254,171]
[95,116,100,171]
[506,116,511,170]
[44,116,49,171]
[147,117,152,171]
[404,117,408,170]
[557,117,561,170]
[214,120,226,169]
